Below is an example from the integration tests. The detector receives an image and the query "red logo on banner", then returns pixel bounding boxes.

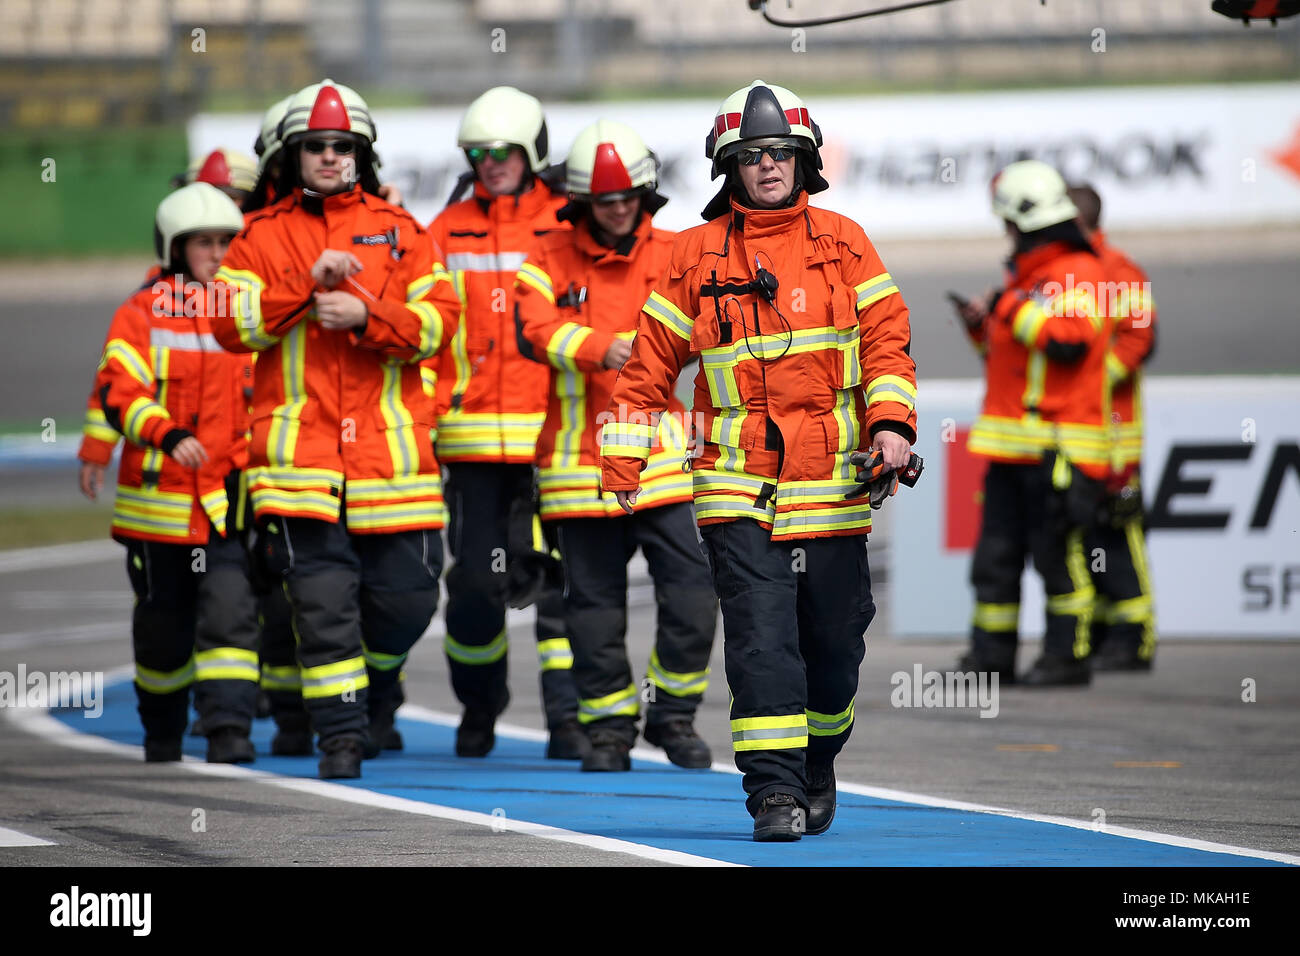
[945,428,987,552]
[1269,123,1300,183]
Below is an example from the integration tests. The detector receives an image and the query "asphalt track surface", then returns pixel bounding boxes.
[0,229,1297,869]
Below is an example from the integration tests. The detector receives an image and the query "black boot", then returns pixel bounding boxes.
[271,711,314,756]
[805,761,836,835]
[581,728,631,772]
[753,792,806,842]
[456,708,497,758]
[318,734,363,779]
[957,645,1017,686]
[545,719,590,760]
[144,737,183,763]
[1019,655,1092,687]
[206,727,255,764]
[1092,642,1153,673]
[643,717,711,769]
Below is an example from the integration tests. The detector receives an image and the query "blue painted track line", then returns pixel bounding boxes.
[50,679,1289,867]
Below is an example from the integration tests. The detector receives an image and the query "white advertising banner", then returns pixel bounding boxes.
[191,82,1300,237]
[891,376,1300,639]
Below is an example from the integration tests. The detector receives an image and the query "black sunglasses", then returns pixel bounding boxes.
[302,138,357,155]
[736,144,799,166]
[467,146,516,163]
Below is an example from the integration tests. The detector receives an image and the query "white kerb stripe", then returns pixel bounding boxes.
[0,826,55,847]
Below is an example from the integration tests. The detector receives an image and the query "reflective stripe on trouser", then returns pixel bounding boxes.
[443,461,573,723]
[969,462,1095,663]
[1086,513,1157,662]
[701,519,873,818]
[262,517,367,741]
[122,507,260,736]
[534,586,579,730]
[192,522,261,731]
[354,527,441,719]
[257,581,307,721]
[554,502,717,745]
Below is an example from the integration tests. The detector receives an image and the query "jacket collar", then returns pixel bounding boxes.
[575,211,652,262]
[297,183,363,217]
[729,190,809,238]
[472,177,555,220]
[1010,240,1079,278]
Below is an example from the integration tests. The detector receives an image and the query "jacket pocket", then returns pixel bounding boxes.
[829,283,863,390]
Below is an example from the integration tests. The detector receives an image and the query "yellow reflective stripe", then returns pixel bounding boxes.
[1065,528,1094,658]
[578,682,640,724]
[516,262,555,304]
[549,369,586,469]
[646,648,709,697]
[445,628,507,665]
[537,637,574,672]
[1125,520,1158,660]
[194,647,260,682]
[249,487,341,521]
[420,365,437,397]
[771,504,872,537]
[1054,287,1102,332]
[267,323,307,467]
[247,466,343,489]
[806,700,854,736]
[199,488,229,536]
[447,271,472,402]
[216,266,279,350]
[643,291,692,340]
[101,339,154,387]
[599,420,655,460]
[1108,595,1153,623]
[260,663,301,692]
[864,374,916,410]
[300,656,368,700]
[855,272,899,310]
[135,656,196,694]
[730,714,808,751]
[122,395,170,445]
[1106,351,1130,385]
[378,362,419,477]
[708,407,748,447]
[346,504,443,531]
[113,483,194,536]
[973,601,1020,632]
[405,300,445,361]
[545,321,594,371]
[1012,299,1049,347]
[83,405,120,443]
[362,643,407,672]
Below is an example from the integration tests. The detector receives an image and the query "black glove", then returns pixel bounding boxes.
[844,450,925,509]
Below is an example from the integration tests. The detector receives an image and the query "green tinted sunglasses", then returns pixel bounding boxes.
[467,146,516,163]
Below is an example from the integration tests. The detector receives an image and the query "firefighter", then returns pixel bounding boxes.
[601,81,917,840]
[172,148,259,208]
[81,183,260,763]
[515,120,717,771]
[210,79,461,779]
[427,86,583,760]
[952,160,1113,688]
[1068,183,1157,671]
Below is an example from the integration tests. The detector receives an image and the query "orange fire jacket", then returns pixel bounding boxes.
[965,240,1113,480]
[1093,230,1156,482]
[515,211,693,520]
[426,180,568,463]
[601,192,917,541]
[210,185,460,533]
[84,273,252,544]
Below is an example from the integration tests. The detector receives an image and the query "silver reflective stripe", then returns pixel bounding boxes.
[445,251,529,273]
[195,655,259,676]
[807,713,852,732]
[150,328,221,351]
[731,726,806,743]
[579,693,638,719]
[867,382,915,405]
[856,276,896,306]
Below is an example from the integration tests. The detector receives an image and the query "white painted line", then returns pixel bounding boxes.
[401,704,1300,867]
[0,621,126,652]
[0,540,119,574]
[0,825,55,847]
[5,706,737,868]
